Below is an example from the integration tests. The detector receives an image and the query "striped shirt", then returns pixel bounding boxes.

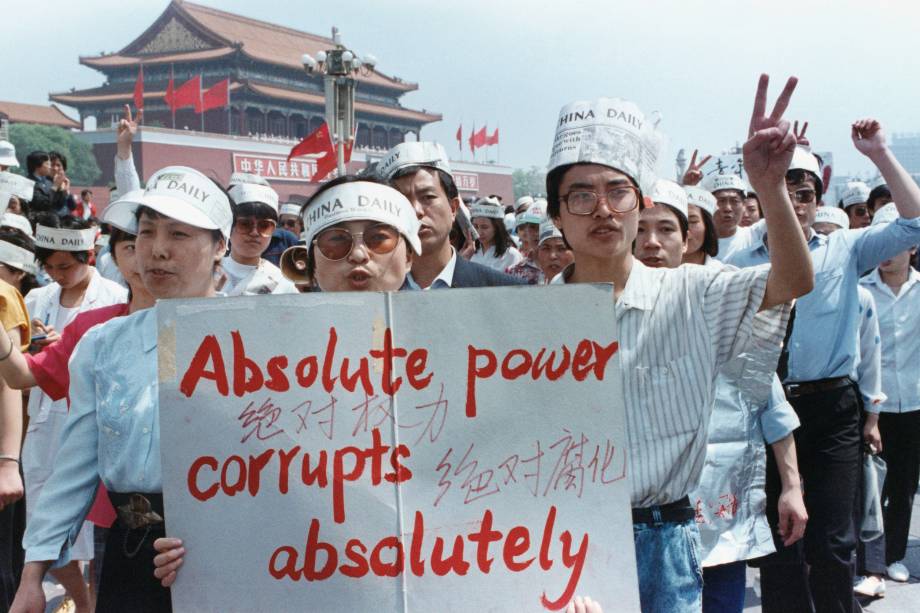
[555,259,789,506]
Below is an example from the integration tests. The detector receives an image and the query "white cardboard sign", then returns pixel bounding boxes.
[157,286,639,612]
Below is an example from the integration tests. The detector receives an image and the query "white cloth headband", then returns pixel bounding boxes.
[0,239,35,272]
[302,181,421,255]
[34,225,96,251]
[228,183,279,212]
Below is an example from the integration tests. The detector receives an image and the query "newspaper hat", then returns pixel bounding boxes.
[814,206,849,230]
[0,141,18,168]
[228,182,279,213]
[377,141,452,181]
[0,238,35,273]
[705,173,746,195]
[0,171,34,202]
[35,225,96,252]
[538,218,564,245]
[470,196,505,220]
[871,202,899,226]
[868,175,887,190]
[840,181,870,208]
[279,203,302,217]
[228,172,270,188]
[516,199,546,226]
[684,186,717,218]
[788,147,823,193]
[1,212,34,238]
[301,180,421,255]
[649,178,688,222]
[547,97,663,194]
[102,166,232,239]
[515,196,534,211]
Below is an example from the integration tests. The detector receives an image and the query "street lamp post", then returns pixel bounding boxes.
[302,28,378,176]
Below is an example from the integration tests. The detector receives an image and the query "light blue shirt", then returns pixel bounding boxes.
[727,217,920,382]
[860,267,920,413]
[24,308,159,565]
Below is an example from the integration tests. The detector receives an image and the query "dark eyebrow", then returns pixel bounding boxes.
[567,178,631,190]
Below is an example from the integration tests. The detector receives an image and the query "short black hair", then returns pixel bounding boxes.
[134,206,224,245]
[107,227,135,264]
[48,151,67,171]
[644,204,689,241]
[232,202,279,224]
[390,166,459,200]
[0,230,38,294]
[867,185,891,211]
[785,169,823,201]
[26,151,49,175]
[80,189,92,199]
[33,213,92,265]
[696,207,719,258]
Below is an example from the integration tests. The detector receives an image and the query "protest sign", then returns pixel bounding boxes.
[157,285,639,612]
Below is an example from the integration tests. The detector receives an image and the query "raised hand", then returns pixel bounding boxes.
[681,149,712,186]
[117,104,142,159]
[793,120,810,149]
[743,74,798,190]
[852,119,887,159]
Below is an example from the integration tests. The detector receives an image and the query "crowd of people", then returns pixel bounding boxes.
[0,73,917,613]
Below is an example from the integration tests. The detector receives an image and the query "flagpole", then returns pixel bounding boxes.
[497,123,500,165]
[227,80,231,136]
[200,74,205,133]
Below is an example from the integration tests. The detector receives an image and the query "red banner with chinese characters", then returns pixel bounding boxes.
[231,153,319,182]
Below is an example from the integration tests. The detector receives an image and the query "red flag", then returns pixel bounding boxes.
[133,66,144,110]
[456,124,462,149]
[164,76,174,109]
[171,75,202,112]
[288,122,332,163]
[469,125,488,152]
[485,127,499,147]
[201,79,229,112]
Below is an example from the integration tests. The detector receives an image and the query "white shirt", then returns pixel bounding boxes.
[554,259,788,506]
[470,244,523,273]
[853,286,885,410]
[219,256,298,296]
[860,268,920,413]
[716,221,766,262]
[405,249,457,290]
[96,251,126,288]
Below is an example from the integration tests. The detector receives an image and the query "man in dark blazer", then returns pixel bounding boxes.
[378,142,522,289]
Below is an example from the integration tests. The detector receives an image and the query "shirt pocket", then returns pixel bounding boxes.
[803,268,845,316]
[631,354,706,441]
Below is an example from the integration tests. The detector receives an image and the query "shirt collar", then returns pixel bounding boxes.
[141,308,158,353]
[406,248,457,290]
[617,259,661,311]
[758,227,824,253]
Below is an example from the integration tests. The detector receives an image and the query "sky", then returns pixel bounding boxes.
[4,0,920,179]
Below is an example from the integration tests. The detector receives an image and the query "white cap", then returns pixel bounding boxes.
[228,172,270,188]
[705,173,746,195]
[840,181,870,208]
[516,199,546,226]
[0,239,35,273]
[279,203,302,217]
[34,225,97,252]
[302,181,421,255]
[470,197,505,220]
[788,147,823,192]
[228,182,279,213]
[548,97,663,193]
[102,166,233,239]
[814,206,849,230]
[1,212,33,238]
[684,186,716,217]
[538,218,564,245]
[868,175,887,190]
[515,196,534,210]
[0,141,17,168]
[377,141,452,181]
[0,171,34,201]
[871,202,899,226]
[649,179,688,222]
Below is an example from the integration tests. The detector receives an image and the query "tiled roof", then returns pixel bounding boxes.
[0,101,80,128]
[80,1,417,93]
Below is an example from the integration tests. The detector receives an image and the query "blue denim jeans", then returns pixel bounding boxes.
[633,518,704,612]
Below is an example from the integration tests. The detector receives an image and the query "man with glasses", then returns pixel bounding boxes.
[839,181,872,229]
[728,122,920,613]
[278,202,303,236]
[220,176,298,296]
[547,76,814,610]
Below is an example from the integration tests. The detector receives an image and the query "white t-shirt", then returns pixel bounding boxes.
[716,221,766,262]
[470,245,523,273]
[220,256,299,296]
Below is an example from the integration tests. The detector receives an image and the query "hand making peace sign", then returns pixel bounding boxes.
[743,74,798,190]
[681,149,712,186]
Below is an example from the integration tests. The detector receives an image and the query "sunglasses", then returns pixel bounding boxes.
[235,218,277,237]
[788,189,816,204]
[314,223,402,261]
[280,219,299,229]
